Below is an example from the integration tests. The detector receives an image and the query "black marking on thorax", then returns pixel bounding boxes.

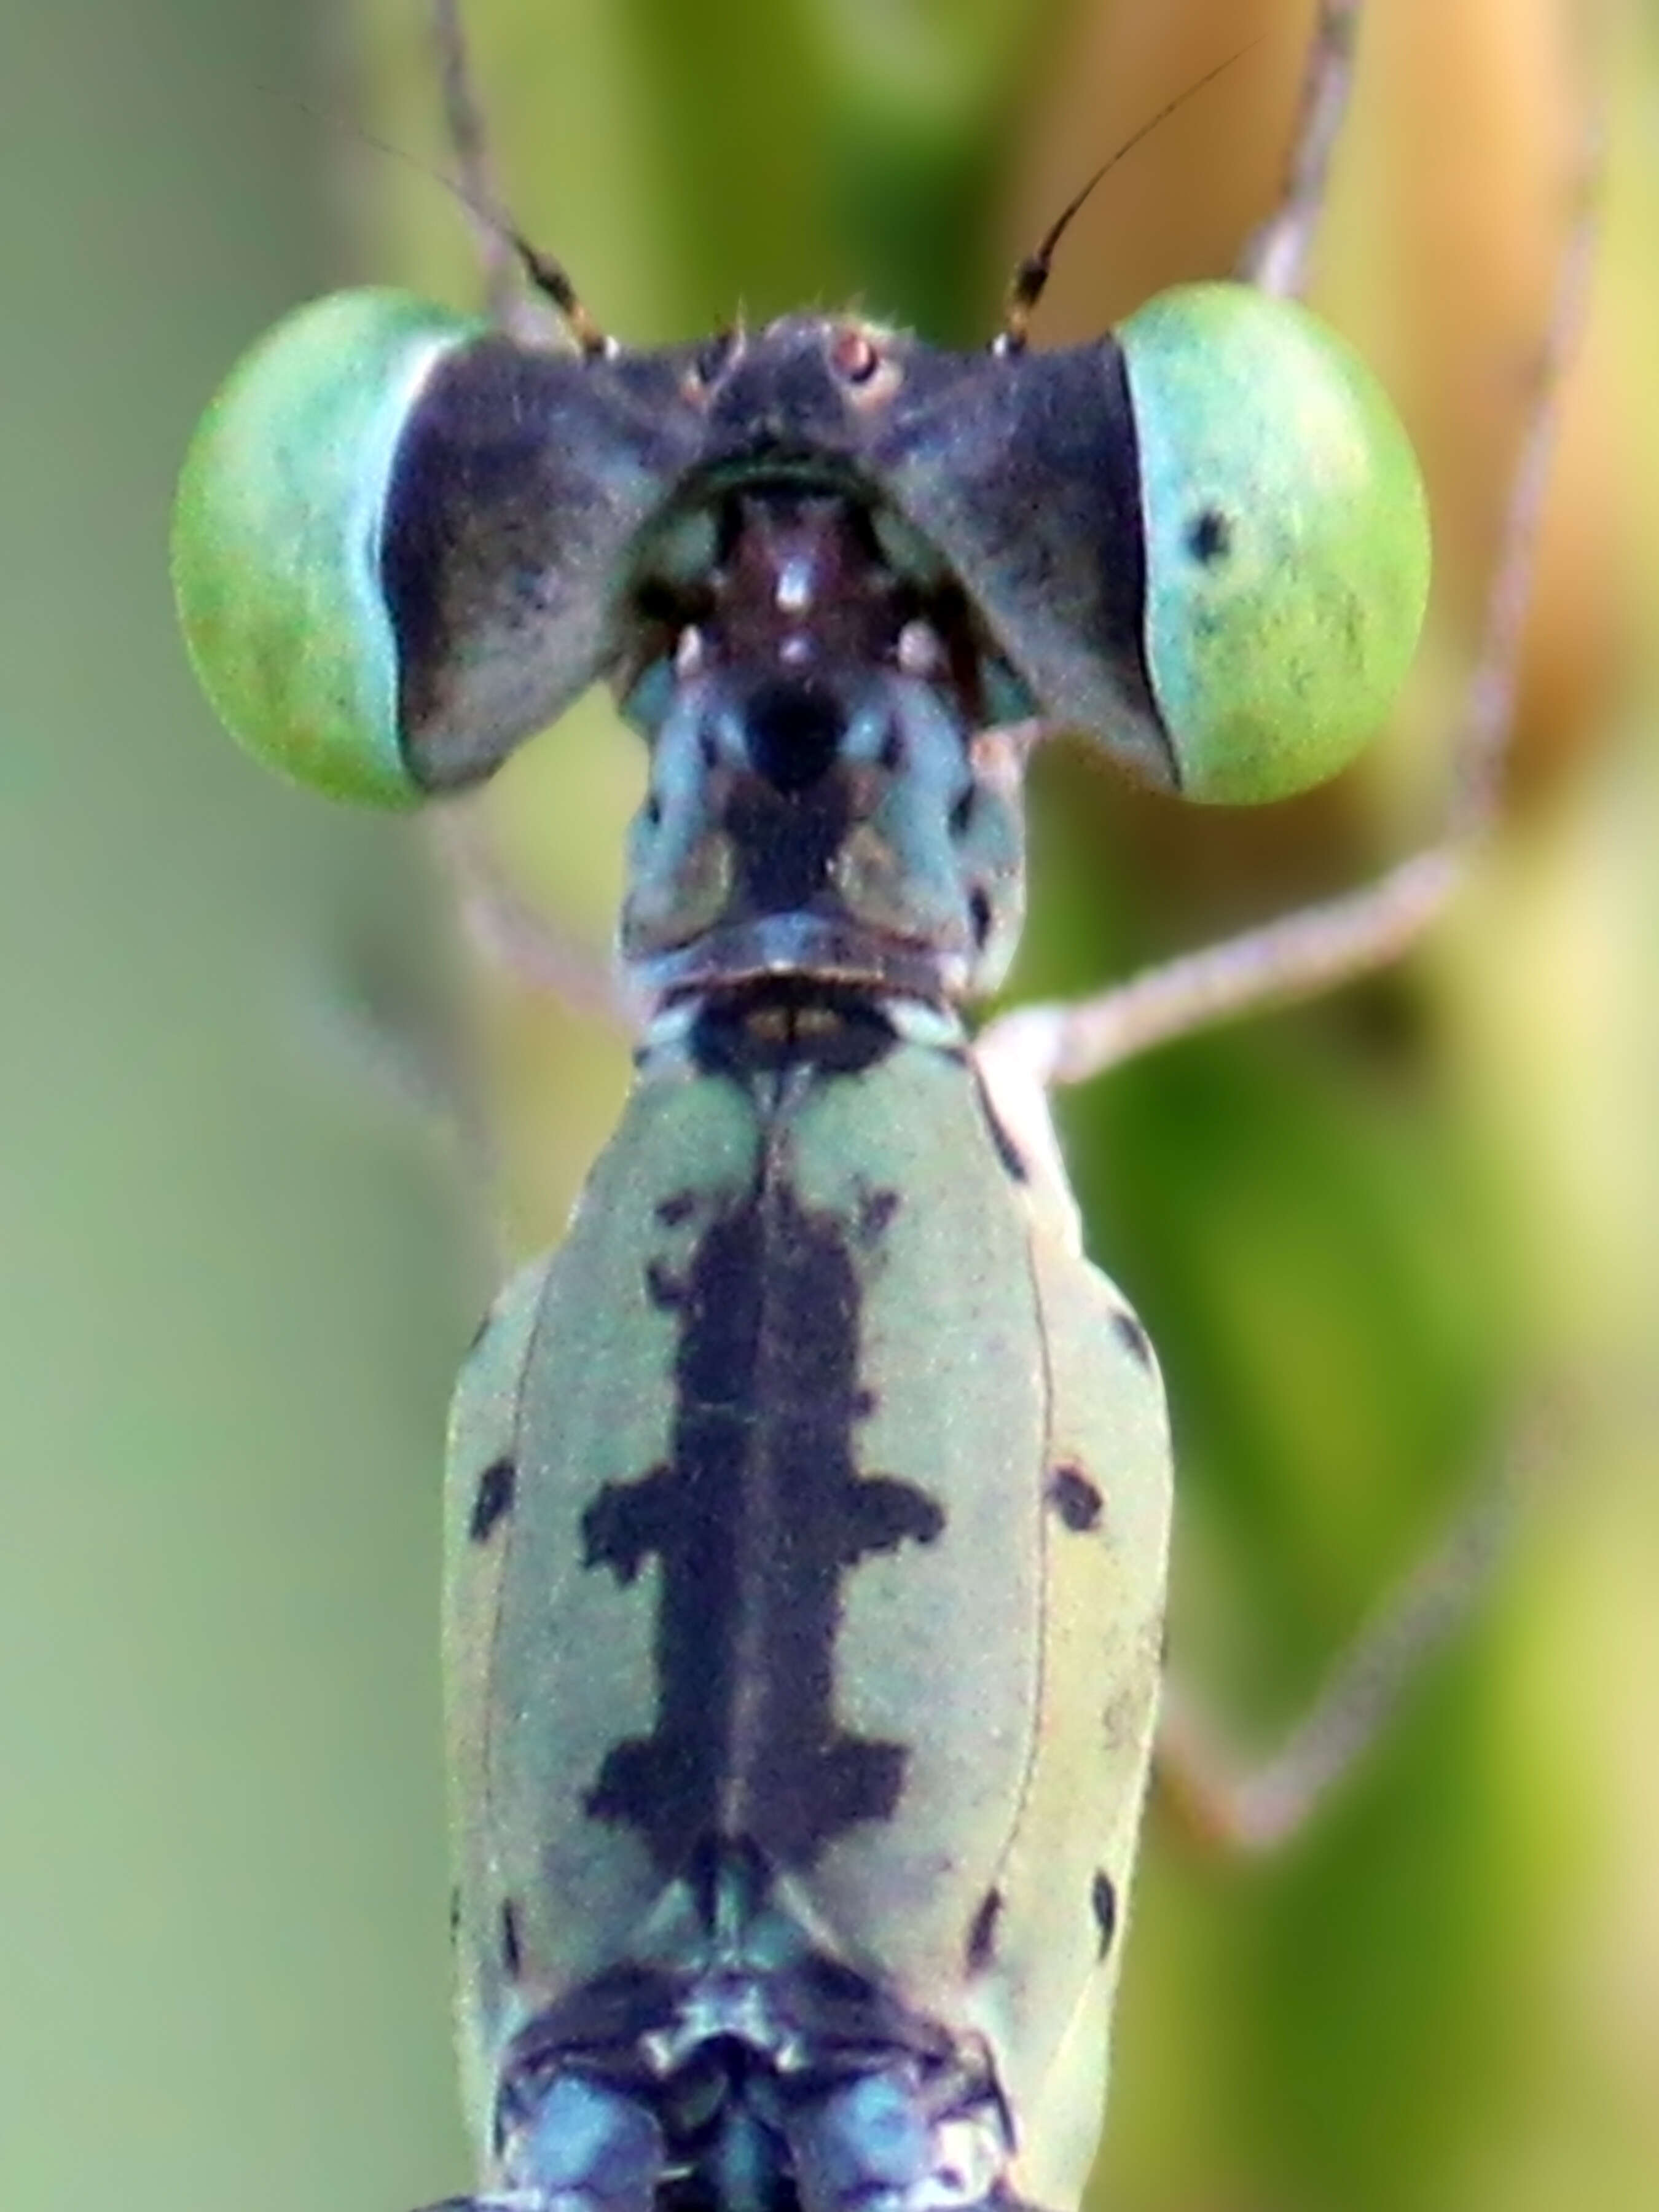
[469,1457,517,1543]
[1090,1870,1117,1961]
[1112,1308,1154,1368]
[500,1897,524,1979]
[579,1115,941,1875]
[972,1069,1027,1183]
[1048,1464,1102,1533]
[689,984,900,1079]
[965,1887,1003,1974]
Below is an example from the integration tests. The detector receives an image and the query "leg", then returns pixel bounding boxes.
[1237,0,1364,301]
[294,935,496,1185]
[1154,1479,1515,1855]
[979,117,1598,1098]
[429,0,562,343]
[429,0,516,323]
[426,802,642,1037]
[302,808,637,1233]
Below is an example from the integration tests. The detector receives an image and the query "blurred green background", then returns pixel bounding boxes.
[1,4,1654,2211]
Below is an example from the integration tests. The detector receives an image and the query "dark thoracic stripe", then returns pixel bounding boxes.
[580,1146,943,1874]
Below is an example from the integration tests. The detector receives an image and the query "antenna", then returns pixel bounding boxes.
[994,41,1263,356]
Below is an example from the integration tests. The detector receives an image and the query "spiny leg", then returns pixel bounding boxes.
[293,928,500,1189]
[1237,0,1363,302]
[431,0,611,355]
[303,807,636,1219]
[978,112,1599,1096]
[1154,1481,1513,1854]
[1153,1375,1583,1852]
[429,0,527,332]
[428,803,642,1037]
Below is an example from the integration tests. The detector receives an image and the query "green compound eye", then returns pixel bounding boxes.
[1116,281,1430,804]
[171,289,483,807]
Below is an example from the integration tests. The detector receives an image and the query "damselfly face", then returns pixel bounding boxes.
[169,128,1438,2212]
[176,281,1425,1007]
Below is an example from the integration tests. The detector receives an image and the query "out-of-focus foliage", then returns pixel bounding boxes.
[1,6,468,2211]
[2,6,1653,2212]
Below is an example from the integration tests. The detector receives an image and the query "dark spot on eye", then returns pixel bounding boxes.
[852,1387,879,1421]
[949,784,975,837]
[448,1886,461,1939]
[856,1187,901,1245]
[1113,1309,1153,1368]
[469,1459,516,1544]
[646,1260,685,1311]
[465,1308,493,1360]
[699,729,720,771]
[1048,1465,1103,1533]
[879,721,904,773]
[500,1898,523,1979]
[1187,507,1231,565]
[968,887,993,949]
[965,1888,1003,1973]
[643,791,663,829]
[1091,1870,1117,1961]
[655,1190,699,1228]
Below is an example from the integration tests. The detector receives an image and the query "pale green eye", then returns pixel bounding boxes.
[171,289,482,807]
[1118,281,1430,804]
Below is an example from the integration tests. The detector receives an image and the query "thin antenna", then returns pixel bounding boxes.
[1239,0,1363,299]
[994,39,1263,356]
[428,0,611,355]
[508,237,613,358]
